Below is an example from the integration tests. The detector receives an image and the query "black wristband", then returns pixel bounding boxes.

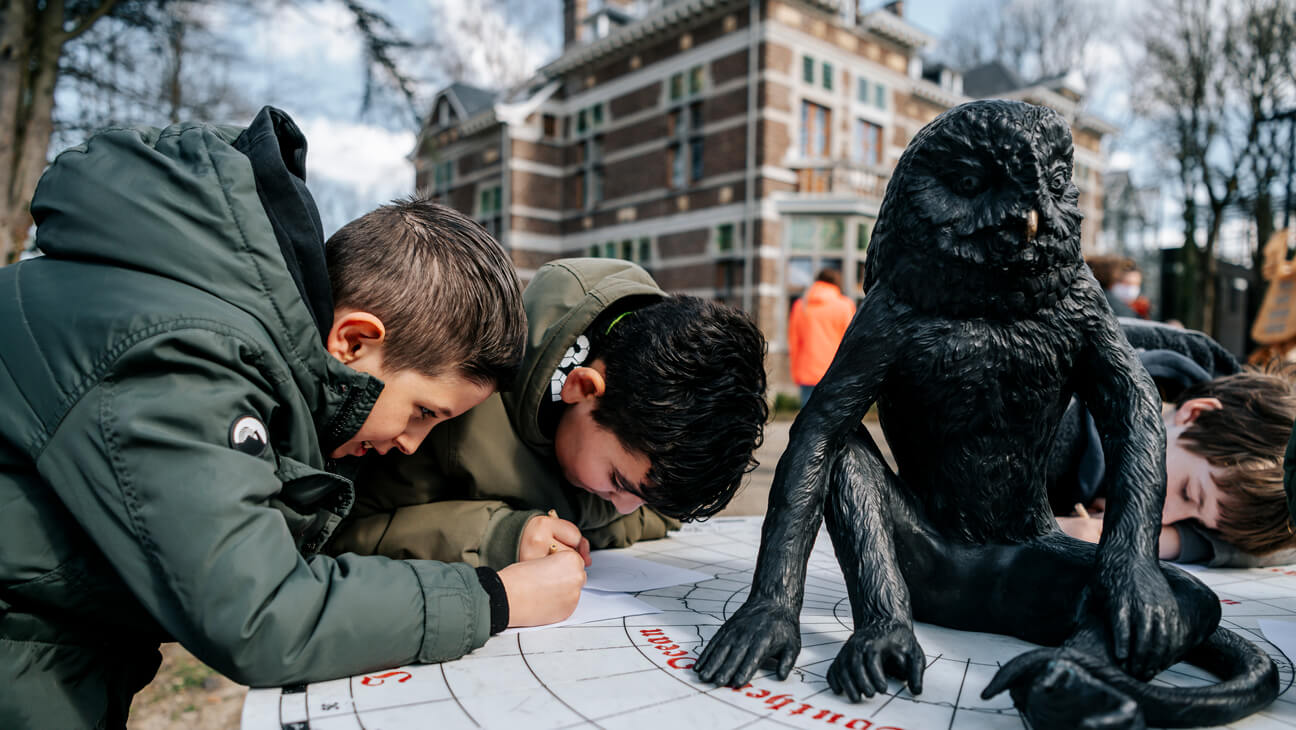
[475,567,509,635]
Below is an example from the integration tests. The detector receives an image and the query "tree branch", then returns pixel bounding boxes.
[62,0,124,43]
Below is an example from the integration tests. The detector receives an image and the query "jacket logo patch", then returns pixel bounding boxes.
[551,335,590,401]
[230,416,268,456]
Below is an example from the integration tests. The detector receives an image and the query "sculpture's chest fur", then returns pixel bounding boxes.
[875,287,1090,543]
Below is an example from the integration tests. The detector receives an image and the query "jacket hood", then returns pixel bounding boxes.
[503,258,666,449]
[30,108,379,449]
[804,280,844,305]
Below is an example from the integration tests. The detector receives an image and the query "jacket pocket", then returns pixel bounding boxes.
[271,456,354,556]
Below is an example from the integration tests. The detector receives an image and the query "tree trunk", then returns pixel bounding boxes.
[0,0,119,264]
[1179,195,1204,330]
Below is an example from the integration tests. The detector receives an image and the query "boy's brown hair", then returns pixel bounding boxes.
[1177,362,1296,555]
[326,197,525,387]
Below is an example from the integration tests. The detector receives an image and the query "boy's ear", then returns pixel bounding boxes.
[561,365,607,404]
[326,310,387,364]
[1174,397,1224,426]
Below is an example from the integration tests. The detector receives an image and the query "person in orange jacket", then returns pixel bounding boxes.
[788,268,856,405]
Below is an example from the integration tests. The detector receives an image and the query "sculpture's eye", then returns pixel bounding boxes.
[952,173,985,197]
[1049,163,1069,194]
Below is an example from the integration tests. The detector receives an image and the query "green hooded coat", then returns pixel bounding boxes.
[0,110,490,728]
[328,259,680,569]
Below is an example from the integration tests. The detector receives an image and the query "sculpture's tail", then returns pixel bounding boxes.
[985,627,1278,728]
[1132,627,1279,727]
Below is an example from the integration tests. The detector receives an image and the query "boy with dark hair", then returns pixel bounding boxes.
[0,108,587,728]
[327,258,769,568]
[1050,320,1296,566]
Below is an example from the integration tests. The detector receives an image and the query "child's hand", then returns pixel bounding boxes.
[1057,514,1105,544]
[520,512,592,566]
[497,550,587,627]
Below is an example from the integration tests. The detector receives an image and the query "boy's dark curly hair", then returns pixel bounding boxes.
[593,296,769,521]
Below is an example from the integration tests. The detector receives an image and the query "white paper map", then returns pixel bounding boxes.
[242,517,1296,729]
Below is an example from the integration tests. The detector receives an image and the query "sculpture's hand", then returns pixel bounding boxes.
[827,620,924,702]
[695,599,801,687]
[983,648,1143,730]
[1097,559,1185,680]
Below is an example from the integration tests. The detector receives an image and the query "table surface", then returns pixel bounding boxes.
[242,517,1296,730]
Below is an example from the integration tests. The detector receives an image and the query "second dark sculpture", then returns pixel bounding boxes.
[694,100,1278,729]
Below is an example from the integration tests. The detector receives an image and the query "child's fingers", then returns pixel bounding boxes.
[577,537,591,566]
[549,517,585,550]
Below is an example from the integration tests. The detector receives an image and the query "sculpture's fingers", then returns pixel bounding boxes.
[905,646,925,695]
[695,640,732,683]
[981,650,1047,699]
[865,650,889,696]
[1109,601,1130,664]
[830,663,861,703]
[776,645,797,681]
[727,638,772,687]
[848,657,876,699]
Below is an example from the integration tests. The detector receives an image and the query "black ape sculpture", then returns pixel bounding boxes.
[695,100,1278,728]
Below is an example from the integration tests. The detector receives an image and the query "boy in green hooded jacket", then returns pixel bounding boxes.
[0,108,587,729]
[328,258,770,569]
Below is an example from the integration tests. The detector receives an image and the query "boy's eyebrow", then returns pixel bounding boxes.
[612,470,640,495]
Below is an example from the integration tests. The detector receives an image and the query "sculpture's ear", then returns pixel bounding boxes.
[1172,397,1223,426]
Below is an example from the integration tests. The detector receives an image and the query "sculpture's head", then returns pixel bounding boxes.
[865,100,1085,314]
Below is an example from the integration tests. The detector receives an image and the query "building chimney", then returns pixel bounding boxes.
[564,0,588,49]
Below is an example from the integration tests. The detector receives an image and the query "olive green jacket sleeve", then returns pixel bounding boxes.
[35,330,490,687]
[328,498,544,570]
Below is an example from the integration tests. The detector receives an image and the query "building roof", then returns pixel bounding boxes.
[445,82,498,119]
[960,61,1024,98]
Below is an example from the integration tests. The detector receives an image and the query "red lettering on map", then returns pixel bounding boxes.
[638,627,906,730]
[360,671,412,686]
[789,703,815,715]
[765,694,797,710]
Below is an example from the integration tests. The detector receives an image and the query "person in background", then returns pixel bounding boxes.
[787,268,855,406]
[1051,320,1296,567]
[1087,254,1146,319]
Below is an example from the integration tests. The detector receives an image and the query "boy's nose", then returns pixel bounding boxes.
[1161,496,1190,525]
[393,434,417,455]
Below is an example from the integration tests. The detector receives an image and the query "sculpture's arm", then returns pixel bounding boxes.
[753,292,897,601]
[1073,287,1184,679]
[695,293,898,686]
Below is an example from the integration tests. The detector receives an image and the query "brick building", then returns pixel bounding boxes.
[414,0,1114,392]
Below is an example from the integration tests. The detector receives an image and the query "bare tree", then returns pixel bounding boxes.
[944,0,1103,84]
[1131,0,1296,335]
[1224,0,1296,333]
[1132,0,1236,332]
[0,0,422,264]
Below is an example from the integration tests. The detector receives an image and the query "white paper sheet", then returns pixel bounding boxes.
[583,550,710,593]
[502,589,660,634]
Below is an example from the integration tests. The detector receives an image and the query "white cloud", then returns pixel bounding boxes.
[253,4,362,66]
[295,117,416,234]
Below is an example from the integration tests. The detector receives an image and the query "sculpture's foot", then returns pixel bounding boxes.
[985,649,1145,730]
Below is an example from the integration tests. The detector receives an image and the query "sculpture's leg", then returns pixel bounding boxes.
[820,424,929,701]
